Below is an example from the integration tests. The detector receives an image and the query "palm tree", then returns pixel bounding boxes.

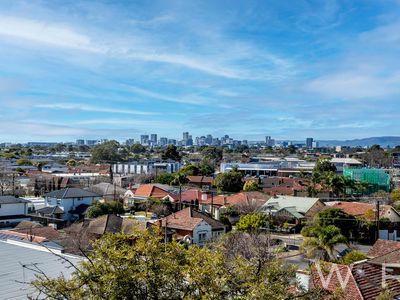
[301,225,348,261]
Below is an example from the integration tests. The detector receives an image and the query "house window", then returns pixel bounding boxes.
[57,199,61,205]
[198,233,207,242]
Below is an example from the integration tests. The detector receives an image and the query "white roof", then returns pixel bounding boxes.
[330,158,362,165]
[262,195,321,214]
[0,239,81,299]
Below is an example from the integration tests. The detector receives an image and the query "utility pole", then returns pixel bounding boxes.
[375,200,380,241]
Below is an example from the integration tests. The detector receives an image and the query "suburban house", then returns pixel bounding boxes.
[186,176,214,189]
[89,182,126,201]
[199,191,270,220]
[63,214,140,253]
[0,196,30,227]
[38,188,101,221]
[327,202,400,222]
[124,184,177,208]
[258,195,325,223]
[262,177,308,196]
[157,207,225,245]
[308,240,400,299]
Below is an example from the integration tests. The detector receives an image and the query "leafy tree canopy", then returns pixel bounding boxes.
[236,213,270,232]
[91,140,122,163]
[154,173,175,185]
[214,169,243,192]
[31,228,317,299]
[86,200,125,218]
[243,180,259,191]
[161,145,182,162]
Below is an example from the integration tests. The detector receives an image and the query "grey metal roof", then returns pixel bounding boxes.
[0,196,30,204]
[36,206,64,215]
[44,188,101,199]
[0,240,81,299]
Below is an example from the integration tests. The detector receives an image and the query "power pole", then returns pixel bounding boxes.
[375,200,380,241]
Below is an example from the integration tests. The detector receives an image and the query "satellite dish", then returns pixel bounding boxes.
[183,235,193,245]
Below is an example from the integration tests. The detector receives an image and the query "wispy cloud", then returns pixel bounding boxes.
[0,16,102,52]
[35,103,158,115]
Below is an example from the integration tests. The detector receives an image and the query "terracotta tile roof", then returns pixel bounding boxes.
[310,262,363,300]
[367,239,400,258]
[225,191,269,207]
[0,229,48,243]
[134,184,170,199]
[187,176,213,184]
[160,207,224,231]
[14,225,61,241]
[368,248,400,265]
[330,202,377,219]
[352,262,400,300]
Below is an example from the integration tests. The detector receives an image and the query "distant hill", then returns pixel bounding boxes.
[317,136,400,147]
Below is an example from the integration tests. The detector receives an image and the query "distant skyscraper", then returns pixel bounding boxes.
[141,135,149,145]
[150,134,157,144]
[76,139,85,145]
[168,139,177,145]
[125,139,135,146]
[306,137,314,149]
[206,134,213,145]
[265,136,275,147]
[160,137,168,146]
[183,132,189,141]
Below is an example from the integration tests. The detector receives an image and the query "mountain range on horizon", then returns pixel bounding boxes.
[313,136,400,148]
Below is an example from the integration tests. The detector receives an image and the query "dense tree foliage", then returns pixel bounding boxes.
[86,201,125,218]
[154,173,175,185]
[236,213,270,232]
[32,227,325,299]
[161,145,182,161]
[301,224,348,261]
[214,169,243,192]
[316,208,357,239]
[91,141,122,163]
[339,250,367,265]
[201,146,223,163]
[243,180,259,191]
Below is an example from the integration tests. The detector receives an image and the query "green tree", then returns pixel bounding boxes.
[201,146,223,163]
[198,160,215,176]
[316,208,357,239]
[131,144,146,154]
[391,188,400,202]
[91,140,122,163]
[86,201,125,218]
[236,213,270,232]
[243,180,259,191]
[214,169,243,192]
[301,225,348,261]
[180,164,200,176]
[339,250,367,265]
[154,173,175,185]
[161,145,182,161]
[16,157,33,165]
[32,227,311,299]
[314,159,337,173]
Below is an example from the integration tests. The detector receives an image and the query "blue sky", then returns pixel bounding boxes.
[0,0,400,142]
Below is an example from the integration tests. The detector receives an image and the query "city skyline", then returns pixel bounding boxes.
[1,1,400,142]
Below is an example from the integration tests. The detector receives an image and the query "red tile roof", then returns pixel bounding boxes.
[134,184,170,199]
[311,262,363,300]
[367,239,400,258]
[352,262,400,299]
[187,176,214,184]
[331,202,395,221]
[159,207,224,231]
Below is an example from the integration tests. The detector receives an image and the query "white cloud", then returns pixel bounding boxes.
[305,71,400,99]
[36,103,158,115]
[0,16,102,52]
